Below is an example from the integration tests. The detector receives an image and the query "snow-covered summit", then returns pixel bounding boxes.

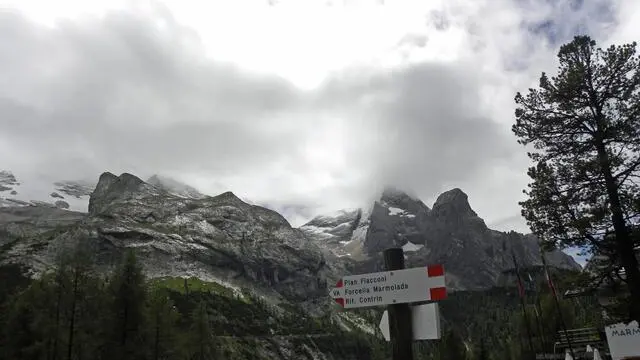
[0,170,94,212]
[300,187,429,259]
[0,170,210,212]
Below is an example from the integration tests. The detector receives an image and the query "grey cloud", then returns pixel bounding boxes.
[398,33,429,48]
[428,10,450,31]
[1,6,520,225]
[311,64,516,205]
[1,9,304,178]
[517,0,617,45]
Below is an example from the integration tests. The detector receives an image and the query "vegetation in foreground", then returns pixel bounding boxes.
[0,248,372,360]
[0,246,603,360]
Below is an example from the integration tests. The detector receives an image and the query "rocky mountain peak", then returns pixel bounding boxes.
[215,191,240,200]
[378,186,431,213]
[92,172,145,195]
[93,172,118,191]
[118,172,145,187]
[432,188,477,217]
[300,186,433,258]
[380,186,413,202]
[89,172,155,215]
[303,186,580,290]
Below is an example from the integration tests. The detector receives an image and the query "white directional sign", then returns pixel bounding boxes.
[605,321,640,360]
[329,264,447,309]
[379,302,442,341]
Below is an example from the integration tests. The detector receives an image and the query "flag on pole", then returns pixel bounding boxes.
[517,277,526,298]
[543,256,558,298]
[512,251,526,298]
[540,246,576,359]
[528,269,549,357]
[511,250,535,357]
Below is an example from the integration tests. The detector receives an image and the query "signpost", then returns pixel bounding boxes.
[329,247,447,360]
[328,262,447,309]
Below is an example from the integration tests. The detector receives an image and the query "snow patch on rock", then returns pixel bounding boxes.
[301,225,335,240]
[316,208,359,220]
[195,219,218,235]
[386,206,416,219]
[402,241,424,252]
[0,170,93,212]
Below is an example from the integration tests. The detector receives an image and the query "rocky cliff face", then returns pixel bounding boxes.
[1,172,334,305]
[301,187,580,290]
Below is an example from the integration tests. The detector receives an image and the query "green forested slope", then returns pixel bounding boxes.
[0,254,603,360]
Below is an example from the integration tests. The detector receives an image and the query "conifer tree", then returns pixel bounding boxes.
[105,250,148,360]
[147,286,180,360]
[437,329,466,360]
[188,299,216,360]
[513,35,640,322]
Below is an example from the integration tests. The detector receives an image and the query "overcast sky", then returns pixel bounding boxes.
[1,0,639,237]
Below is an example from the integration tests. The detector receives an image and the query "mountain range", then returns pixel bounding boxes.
[0,169,579,300]
[301,187,578,290]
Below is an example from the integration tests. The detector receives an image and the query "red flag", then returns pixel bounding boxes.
[545,263,558,298]
[511,251,526,298]
[540,249,558,298]
[517,276,525,298]
[511,249,536,355]
[540,247,576,358]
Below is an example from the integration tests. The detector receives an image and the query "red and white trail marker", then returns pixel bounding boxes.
[329,264,447,309]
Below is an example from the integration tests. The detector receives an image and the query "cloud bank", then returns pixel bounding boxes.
[0,0,636,232]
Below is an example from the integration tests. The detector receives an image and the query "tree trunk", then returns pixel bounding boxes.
[51,274,64,360]
[121,268,131,349]
[595,139,640,322]
[67,267,79,360]
[199,317,204,360]
[154,311,160,360]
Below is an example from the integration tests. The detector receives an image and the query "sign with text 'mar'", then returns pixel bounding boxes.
[605,321,640,360]
[329,264,447,309]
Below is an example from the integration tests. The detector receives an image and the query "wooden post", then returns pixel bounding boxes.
[384,247,413,360]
